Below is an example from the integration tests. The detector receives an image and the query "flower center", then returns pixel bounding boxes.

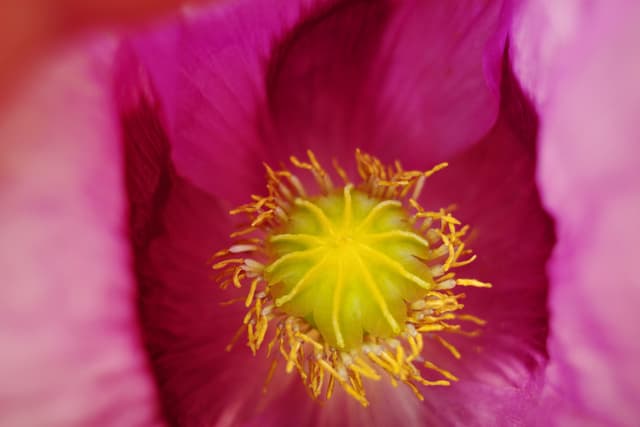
[213,150,491,407]
[267,185,435,350]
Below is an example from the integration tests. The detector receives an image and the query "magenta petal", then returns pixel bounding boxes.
[526,2,640,425]
[128,0,322,205]
[130,0,509,202]
[0,42,161,426]
[262,0,508,168]
[367,0,506,165]
[262,0,394,167]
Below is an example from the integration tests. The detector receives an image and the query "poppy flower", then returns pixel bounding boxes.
[117,1,551,425]
[0,0,638,426]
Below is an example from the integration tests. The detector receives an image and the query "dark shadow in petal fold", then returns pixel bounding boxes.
[264,0,393,172]
[499,42,539,157]
[264,0,506,174]
[115,45,174,423]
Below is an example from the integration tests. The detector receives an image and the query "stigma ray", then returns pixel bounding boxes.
[357,244,433,290]
[364,230,431,248]
[274,256,328,307]
[354,253,401,333]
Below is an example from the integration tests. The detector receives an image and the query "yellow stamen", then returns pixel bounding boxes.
[456,278,493,288]
[244,278,260,307]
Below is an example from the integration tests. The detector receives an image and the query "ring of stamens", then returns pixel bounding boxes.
[213,149,491,406]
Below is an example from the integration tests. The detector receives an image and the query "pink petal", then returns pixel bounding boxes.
[518,2,640,425]
[0,42,161,426]
[360,0,507,166]
[262,0,506,170]
[129,0,509,203]
[261,0,395,168]
[127,0,320,206]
